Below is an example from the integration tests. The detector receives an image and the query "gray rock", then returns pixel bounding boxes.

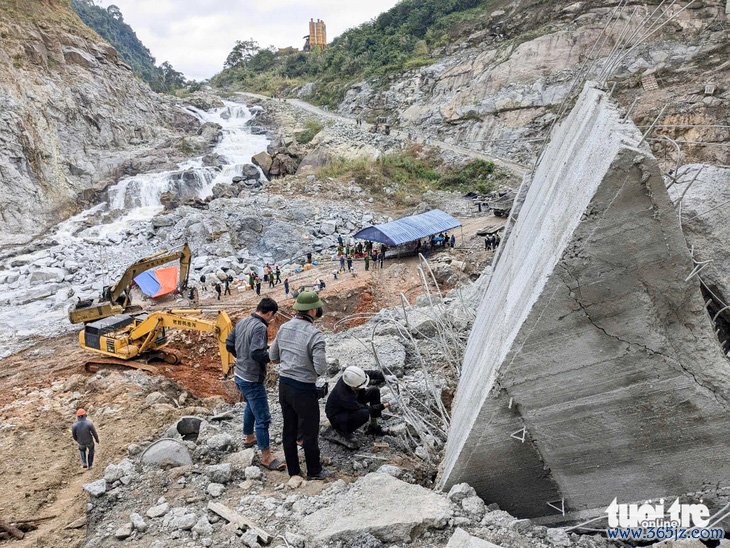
[82,479,107,497]
[241,529,261,547]
[298,473,451,543]
[130,512,148,532]
[114,522,133,540]
[104,458,135,482]
[141,439,193,468]
[461,495,487,518]
[245,466,263,480]
[169,513,197,531]
[206,433,233,451]
[146,502,170,518]
[224,448,255,471]
[376,464,403,478]
[206,463,232,484]
[284,531,306,547]
[192,516,213,536]
[28,267,66,284]
[207,482,225,497]
[127,443,143,456]
[447,483,477,503]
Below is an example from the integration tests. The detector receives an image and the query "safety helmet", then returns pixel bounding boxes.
[76,408,87,417]
[343,366,369,389]
[292,290,324,311]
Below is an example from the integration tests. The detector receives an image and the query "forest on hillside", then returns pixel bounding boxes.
[212,0,492,107]
[71,0,186,93]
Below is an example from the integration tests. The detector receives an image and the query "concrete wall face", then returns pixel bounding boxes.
[441,85,730,519]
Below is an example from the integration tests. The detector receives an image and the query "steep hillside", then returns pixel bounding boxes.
[71,0,186,92]
[336,0,729,167]
[0,0,198,246]
[213,0,728,169]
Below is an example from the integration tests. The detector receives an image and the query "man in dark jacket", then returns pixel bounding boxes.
[325,366,390,445]
[226,298,284,471]
[72,408,99,469]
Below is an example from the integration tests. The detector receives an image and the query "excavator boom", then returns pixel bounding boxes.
[79,309,235,376]
[69,244,192,324]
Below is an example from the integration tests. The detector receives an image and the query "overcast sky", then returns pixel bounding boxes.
[95,0,402,81]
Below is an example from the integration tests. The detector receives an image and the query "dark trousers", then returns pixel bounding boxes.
[79,443,95,468]
[279,382,321,477]
[329,387,382,435]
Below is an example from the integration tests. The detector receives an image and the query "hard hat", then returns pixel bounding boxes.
[343,366,369,389]
[76,408,87,417]
[292,290,324,311]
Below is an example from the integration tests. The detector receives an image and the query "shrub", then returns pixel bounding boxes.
[295,120,324,144]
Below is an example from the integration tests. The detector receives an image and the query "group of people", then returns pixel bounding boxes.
[485,232,502,251]
[224,293,391,479]
[337,236,387,273]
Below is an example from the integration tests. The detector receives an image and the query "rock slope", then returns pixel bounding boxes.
[0,0,198,245]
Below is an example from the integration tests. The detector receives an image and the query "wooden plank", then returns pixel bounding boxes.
[207,501,271,544]
[0,519,24,540]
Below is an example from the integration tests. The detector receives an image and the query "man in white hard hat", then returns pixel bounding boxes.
[325,365,390,445]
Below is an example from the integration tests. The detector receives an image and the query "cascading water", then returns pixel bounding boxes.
[0,99,270,358]
[105,101,268,218]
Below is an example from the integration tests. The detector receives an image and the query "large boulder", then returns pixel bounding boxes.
[252,152,273,178]
[140,439,193,468]
[298,473,450,543]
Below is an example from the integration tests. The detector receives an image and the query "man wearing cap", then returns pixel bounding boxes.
[325,366,390,445]
[72,409,99,469]
[270,291,330,480]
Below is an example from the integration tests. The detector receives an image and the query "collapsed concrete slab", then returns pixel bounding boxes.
[440,84,730,519]
[298,473,451,543]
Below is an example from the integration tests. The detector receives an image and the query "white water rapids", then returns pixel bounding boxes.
[0,100,269,358]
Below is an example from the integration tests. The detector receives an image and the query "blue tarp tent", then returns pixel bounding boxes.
[353,209,461,246]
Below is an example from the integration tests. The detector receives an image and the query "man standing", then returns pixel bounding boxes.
[214,282,222,300]
[450,234,456,248]
[284,277,290,296]
[364,253,370,271]
[346,255,353,272]
[270,291,330,480]
[226,298,285,471]
[72,409,99,469]
[224,275,232,296]
[275,266,282,285]
[255,277,262,296]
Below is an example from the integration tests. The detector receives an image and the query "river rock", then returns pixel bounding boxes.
[252,152,272,177]
[298,472,451,543]
[28,267,66,284]
[140,439,193,468]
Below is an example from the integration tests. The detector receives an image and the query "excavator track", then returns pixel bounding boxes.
[84,351,180,373]
[84,358,159,374]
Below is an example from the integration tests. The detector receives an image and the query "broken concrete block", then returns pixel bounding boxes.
[114,522,133,540]
[140,439,193,468]
[446,528,503,547]
[298,472,450,543]
[441,84,730,520]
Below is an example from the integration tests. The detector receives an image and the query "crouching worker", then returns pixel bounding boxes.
[325,366,390,447]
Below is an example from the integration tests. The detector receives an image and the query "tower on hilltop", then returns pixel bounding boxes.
[303,18,326,52]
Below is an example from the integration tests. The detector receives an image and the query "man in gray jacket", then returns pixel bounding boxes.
[226,298,285,471]
[270,291,330,480]
[72,408,99,469]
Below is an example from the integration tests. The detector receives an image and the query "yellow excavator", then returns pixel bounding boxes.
[69,244,192,324]
[79,309,235,375]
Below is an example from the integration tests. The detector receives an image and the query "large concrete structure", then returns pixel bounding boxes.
[303,18,326,52]
[440,85,730,519]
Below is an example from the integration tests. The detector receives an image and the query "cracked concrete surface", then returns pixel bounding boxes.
[440,85,730,520]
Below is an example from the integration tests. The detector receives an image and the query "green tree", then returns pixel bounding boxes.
[224,39,260,69]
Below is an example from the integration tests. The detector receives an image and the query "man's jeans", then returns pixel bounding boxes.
[235,377,271,451]
[79,443,95,468]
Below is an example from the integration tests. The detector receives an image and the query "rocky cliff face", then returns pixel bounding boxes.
[336,1,728,167]
[0,0,198,245]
